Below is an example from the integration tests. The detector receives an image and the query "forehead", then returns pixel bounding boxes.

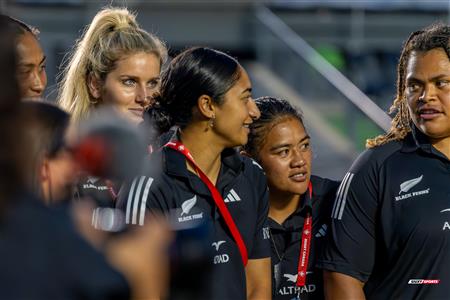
[264,117,306,144]
[16,32,44,63]
[112,52,161,77]
[406,48,450,78]
[228,67,251,92]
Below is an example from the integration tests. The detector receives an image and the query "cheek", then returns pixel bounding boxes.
[103,86,133,106]
[261,159,288,181]
[41,70,47,85]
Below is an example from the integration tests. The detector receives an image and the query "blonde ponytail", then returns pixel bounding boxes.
[58,7,167,123]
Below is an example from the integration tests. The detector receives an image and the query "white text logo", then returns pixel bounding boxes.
[441,208,450,231]
[263,227,270,239]
[408,279,440,285]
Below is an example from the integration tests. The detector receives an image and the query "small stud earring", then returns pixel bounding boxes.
[208,115,215,128]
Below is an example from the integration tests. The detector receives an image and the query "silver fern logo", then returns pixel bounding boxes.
[178,196,203,223]
[399,175,423,194]
[395,175,430,201]
[181,196,197,216]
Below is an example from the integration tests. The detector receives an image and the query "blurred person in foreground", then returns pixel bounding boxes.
[1,14,47,99]
[0,18,170,300]
[242,97,339,300]
[58,7,167,206]
[318,23,450,299]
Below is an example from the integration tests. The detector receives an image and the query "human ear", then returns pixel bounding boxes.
[87,73,102,100]
[197,95,216,119]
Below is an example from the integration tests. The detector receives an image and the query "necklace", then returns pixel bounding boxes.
[269,228,284,262]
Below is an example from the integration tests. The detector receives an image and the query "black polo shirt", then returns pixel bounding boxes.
[269,175,339,300]
[76,176,116,207]
[318,127,450,299]
[117,140,271,299]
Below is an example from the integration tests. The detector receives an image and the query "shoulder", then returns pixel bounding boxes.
[349,140,402,176]
[310,175,340,197]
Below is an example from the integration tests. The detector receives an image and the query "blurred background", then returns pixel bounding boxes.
[2,0,449,179]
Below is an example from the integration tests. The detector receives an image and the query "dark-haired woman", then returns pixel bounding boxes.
[318,23,450,300]
[118,47,271,299]
[1,14,47,99]
[242,97,339,300]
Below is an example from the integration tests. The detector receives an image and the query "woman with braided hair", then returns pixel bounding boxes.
[318,23,450,299]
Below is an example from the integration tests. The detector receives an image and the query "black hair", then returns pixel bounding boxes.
[0,16,23,212]
[0,14,39,37]
[21,101,70,196]
[150,47,241,134]
[243,96,305,159]
[367,23,450,147]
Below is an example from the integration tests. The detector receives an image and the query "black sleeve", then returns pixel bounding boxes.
[248,160,271,259]
[118,174,170,226]
[317,149,380,282]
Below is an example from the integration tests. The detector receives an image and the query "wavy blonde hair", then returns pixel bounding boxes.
[367,23,450,148]
[58,7,167,123]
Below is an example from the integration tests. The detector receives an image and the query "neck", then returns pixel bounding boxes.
[268,190,301,225]
[431,136,450,160]
[179,125,224,185]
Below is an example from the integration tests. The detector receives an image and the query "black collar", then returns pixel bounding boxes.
[401,126,432,153]
[401,125,449,161]
[268,184,313,231]
[161,128,244,179]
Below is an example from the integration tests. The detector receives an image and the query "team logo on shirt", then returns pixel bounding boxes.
[262,227,270,239]
[395,175,430,201]
[178,196,204,223]
[224,189,241,203]
[212,240,226,251]
[441,208,450,231]
[315,224,328,237]
[278,272,316,296]
[211,240,229,264]
[283,272,313,283]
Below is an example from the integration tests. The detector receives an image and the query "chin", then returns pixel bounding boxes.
[419,125,450,139]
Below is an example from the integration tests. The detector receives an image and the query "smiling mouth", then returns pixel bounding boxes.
[128,108,144,118]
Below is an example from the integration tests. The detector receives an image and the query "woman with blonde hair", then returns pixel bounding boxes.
[58,7,167,125]
[59,7,167,205]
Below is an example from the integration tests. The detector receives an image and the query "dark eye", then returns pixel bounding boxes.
[436,80,449,88]
[300,143,310,151]
[277,149,289,157]
[122,79,136,86]
[147,79,159,89]
[407,82,421,93]
[39,64,46,72]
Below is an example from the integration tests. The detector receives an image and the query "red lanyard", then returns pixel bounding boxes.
[296,182,313,287]
[165,141,248,266]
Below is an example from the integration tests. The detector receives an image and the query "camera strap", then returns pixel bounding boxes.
[165,141,248,266]
[296,182,313,288]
